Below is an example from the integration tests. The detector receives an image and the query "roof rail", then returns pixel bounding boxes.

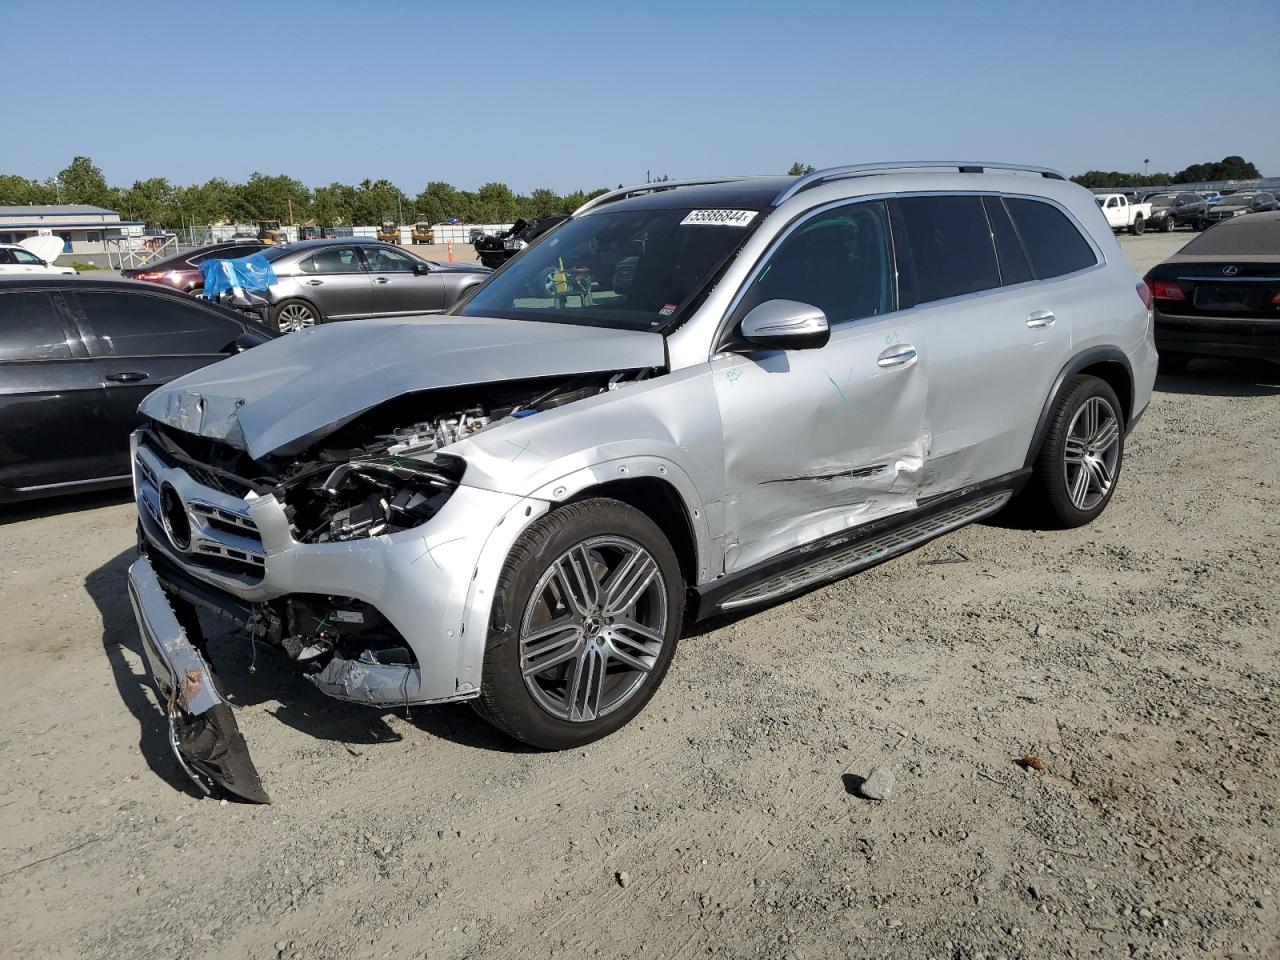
[774,161,1067,205]
[573,177,749,216]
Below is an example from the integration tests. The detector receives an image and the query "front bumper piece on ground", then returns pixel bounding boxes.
[127,556,270,803]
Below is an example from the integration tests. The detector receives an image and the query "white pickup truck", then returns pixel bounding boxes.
[1095,193,1151,235]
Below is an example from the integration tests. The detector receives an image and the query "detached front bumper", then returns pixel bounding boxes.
[127,556,269,803]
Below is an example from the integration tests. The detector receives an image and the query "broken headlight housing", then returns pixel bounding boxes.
[286,455,465,544]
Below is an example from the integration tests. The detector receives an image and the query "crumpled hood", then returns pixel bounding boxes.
[139,316,666,459]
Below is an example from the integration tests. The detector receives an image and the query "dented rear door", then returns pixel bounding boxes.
[712,312,929,576]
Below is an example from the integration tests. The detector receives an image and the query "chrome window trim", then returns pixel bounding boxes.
[710,190,1104,357]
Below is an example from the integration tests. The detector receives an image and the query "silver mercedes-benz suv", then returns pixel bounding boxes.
[126,161,1157,801]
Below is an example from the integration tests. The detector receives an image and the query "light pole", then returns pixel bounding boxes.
[1144,158,1150,177]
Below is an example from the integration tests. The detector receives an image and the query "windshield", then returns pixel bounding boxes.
[1147,194,1176,205]
[454,207,762,332]
[1219,195,1253,207]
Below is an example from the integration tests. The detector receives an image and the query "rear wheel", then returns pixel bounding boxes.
[269,298,320,333]
[474,498,684,750]
[1129,216,1145,236]
[1023,375,1124,529]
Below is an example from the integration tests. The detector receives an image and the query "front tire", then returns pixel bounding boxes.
[474,498,685,750]
[1161,215,1175,233]
[269,298,321,333]
[1023,375,1125,529]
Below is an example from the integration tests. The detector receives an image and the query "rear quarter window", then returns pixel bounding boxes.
[1005,198,1098,279]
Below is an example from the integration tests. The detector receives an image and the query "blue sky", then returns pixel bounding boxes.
[2,0,1276,193]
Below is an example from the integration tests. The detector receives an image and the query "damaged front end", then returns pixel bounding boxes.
[130,368,654,801]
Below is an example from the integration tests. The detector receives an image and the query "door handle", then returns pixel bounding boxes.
[1026,310,1056,328]
[877,344,918,369]
[375,277,390,284]
[105,371,148,383]
[305,279,323,286]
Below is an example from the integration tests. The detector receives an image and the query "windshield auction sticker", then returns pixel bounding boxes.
[680,209,759,227]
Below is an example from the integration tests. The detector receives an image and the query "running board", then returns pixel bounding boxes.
[713,491,1012,613]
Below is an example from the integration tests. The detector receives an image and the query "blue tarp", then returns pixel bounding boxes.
[200,252,277,298]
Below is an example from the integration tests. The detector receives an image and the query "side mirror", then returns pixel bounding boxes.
[738,299,830,350]
[414,262,431,275]
[232,331,269,353]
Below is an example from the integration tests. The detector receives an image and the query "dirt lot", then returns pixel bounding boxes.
[2,230,1277,960]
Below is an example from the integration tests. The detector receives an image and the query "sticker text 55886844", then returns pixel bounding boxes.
[680,209,759,227]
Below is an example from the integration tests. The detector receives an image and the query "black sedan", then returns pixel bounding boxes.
[0,277,275,503]
[1145,213,1280,372]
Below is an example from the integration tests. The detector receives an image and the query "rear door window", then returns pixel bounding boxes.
[889,195,1001,306]
[982,197,1033,286]
[72,290,242,357]
[1004,198,1098,280]
[0,290,73,360]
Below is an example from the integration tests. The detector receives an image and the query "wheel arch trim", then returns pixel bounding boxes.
[1024,346,1134,469]
[455,456,714,694]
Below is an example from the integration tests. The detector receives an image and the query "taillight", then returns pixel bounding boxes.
[1151,279,1185,301]
[1272,290,1280,305]
[136,271,165,282]
[1136,280,1153,310]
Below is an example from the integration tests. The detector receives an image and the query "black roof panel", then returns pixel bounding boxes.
[589,177,796,213]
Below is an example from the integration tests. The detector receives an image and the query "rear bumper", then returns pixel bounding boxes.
[1155,311,1280,361]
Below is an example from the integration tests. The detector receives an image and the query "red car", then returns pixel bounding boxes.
[121,240,268,295]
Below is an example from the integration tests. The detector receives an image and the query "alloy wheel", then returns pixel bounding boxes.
[519,536,668,722]
[277,303,317,332]
[1062,396,1121,510]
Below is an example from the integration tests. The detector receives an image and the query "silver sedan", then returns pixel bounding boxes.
[256,238,490,331]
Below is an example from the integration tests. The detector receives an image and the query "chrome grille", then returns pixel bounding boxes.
[134,439,267,583]
[720,492,1011,611]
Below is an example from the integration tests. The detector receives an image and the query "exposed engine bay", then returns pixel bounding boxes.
[148,368,653,546]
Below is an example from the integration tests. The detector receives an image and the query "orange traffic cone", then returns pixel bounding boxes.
[447,241,454,263]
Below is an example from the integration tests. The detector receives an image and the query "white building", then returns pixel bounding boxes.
[0,204,144,260]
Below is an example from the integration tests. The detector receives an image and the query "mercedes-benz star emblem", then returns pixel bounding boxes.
[159,482,192,551]
[1223,265,1239,276]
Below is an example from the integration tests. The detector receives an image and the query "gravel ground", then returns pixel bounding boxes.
[2,230,1277,960]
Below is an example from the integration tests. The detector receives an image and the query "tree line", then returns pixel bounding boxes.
[5,156,1263,228]
[1069,155,1262,189]
[0,157,612,228]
